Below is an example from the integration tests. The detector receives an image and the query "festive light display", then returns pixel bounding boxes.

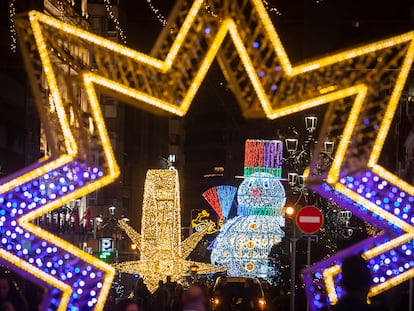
[103,0,127,44]
[244,140,283,178]
[9,0,16,52]
[202,185,237,219]
[211,215,284,282]
[191,209,223,234]
[211,171,286,283]
[11,0,414,308]
[145,0,168,26]
[296,27,414,310]
[114,170,225,292]
[261,0,282,16]
[0,160,116,311]
[237,173,286,217]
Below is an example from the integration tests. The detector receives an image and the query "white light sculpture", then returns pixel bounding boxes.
[211,172,286,283]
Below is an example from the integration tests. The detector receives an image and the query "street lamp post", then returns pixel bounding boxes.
[290,232,298,311]
[95,205,130,298]
[284,206,297,311]
[280,115,361,310]
[282,116,358,242]
[190,264,199,284]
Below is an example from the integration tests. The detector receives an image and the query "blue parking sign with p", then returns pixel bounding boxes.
[99,238,114,252]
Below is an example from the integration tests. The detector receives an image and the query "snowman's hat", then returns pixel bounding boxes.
[243,139,283,178]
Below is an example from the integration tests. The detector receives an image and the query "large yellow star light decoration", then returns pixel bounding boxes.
[114,169,224,292]
[10,0,414,309]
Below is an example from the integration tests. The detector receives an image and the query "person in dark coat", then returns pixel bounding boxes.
[0,272,28,311]
[170,283,183,311]
[332,255,380,311]
[151,280,168,311]
[182,284,208,311]
[133,278,151,310]
[116,298,139,311]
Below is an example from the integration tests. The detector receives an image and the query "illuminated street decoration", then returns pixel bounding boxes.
[294,21,414,311]
[114,170,225,292]
[191,209,223,234]
[211,172,286,283]
[10,0,414,309]
[202,185,237,219]
[244,140,283,178]
[211,140,286,282]
[302,77,414,307]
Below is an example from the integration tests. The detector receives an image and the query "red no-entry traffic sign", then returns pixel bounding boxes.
[296,206,324,234]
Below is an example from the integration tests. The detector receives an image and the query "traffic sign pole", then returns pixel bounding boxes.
[295,206,324,311]
[306,234,311,311]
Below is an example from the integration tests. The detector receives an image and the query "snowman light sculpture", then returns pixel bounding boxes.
[209,140,286,283]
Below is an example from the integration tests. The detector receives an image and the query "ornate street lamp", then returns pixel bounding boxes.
[281,116,357,242]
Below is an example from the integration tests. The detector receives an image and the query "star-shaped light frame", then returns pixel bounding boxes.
[300,38,414,308]
[10,0,414,309]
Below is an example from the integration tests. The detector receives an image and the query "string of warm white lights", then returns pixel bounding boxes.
[261,0,282,16]
[203,2,218,18]
[103,0,127,44]
[146,0,168,26]
[146,0,281,28]
[9,0,17,52]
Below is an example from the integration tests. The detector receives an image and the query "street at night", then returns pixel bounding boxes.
[1,0,414,310]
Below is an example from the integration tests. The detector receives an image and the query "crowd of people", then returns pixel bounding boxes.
[0,268,211,311]
[122,276,210,311]
[121,275,281,311]
[0,254,397,311]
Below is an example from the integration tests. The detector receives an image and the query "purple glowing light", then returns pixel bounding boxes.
[0,161,108,311]
[303,169,414,310]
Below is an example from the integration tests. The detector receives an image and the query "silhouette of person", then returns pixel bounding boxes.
[332,255,380,311]
[115,298,139,311]
[170,283,183,311]
[182,284,207,311]
[164,276,176,310]
[0,272,28,311]
[133,278,150,310]
[152,280,168,311]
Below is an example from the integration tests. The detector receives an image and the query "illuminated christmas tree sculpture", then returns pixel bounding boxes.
[210,140,286,283]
